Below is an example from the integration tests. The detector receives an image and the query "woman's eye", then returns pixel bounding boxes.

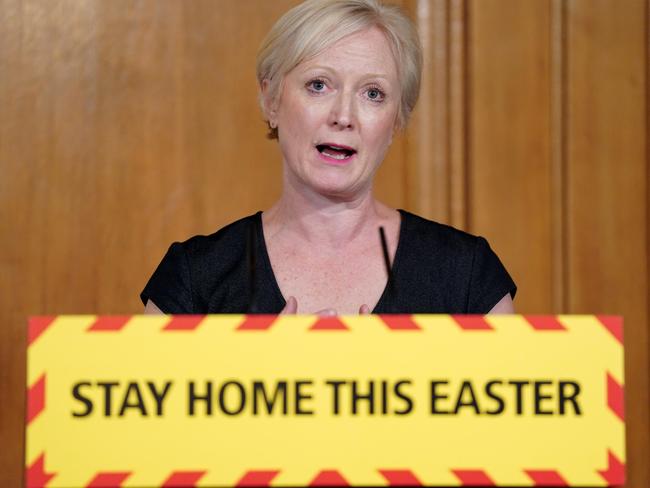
[308,80,326,92]
[366,87,385,102]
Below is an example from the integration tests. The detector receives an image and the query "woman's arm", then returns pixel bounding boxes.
[488,293,514,314]
[144,299,165,315]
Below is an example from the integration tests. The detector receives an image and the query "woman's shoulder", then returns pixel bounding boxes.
[394,209,516,312]
[398,209,481,253]
[177,212,261,258]
[140,212,265,313]
[170,212,264,289]
[396,209,510,286]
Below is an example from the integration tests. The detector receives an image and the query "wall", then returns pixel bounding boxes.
[0,0,647,486]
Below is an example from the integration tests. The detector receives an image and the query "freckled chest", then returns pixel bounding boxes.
[264,222,399,315]
[270,243,388,314]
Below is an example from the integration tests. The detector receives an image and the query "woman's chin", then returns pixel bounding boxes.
[307,178,367,200]
[289,166,370,200]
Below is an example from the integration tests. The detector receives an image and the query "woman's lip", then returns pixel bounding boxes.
[316,148,356,165]
[318,142,356,152]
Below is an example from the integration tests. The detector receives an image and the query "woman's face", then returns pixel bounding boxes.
[270,27,400,199]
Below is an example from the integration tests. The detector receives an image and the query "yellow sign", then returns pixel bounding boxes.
[26,314,624,487]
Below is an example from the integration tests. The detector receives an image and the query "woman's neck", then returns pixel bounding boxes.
[263,173,391,248]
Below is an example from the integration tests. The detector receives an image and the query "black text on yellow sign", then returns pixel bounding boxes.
[71,378,582,418]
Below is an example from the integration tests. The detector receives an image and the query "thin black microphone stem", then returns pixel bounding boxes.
[379,226,395,312]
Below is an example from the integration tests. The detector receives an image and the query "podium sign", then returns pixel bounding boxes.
[25,314,625,487]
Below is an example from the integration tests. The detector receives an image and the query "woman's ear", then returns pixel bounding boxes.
[261,79,278,126]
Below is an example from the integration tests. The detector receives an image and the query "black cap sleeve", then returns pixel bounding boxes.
[140,242,194,313]
[467,236,517,313]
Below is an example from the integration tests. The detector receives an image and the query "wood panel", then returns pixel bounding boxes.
[566,1,649,486]
[465,1,649,485]
[403,0,467,226]
[551,0,569,312]
[403,0,448,222]
[468,0,554,313]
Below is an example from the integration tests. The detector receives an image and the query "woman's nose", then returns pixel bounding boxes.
[328,93,355,129]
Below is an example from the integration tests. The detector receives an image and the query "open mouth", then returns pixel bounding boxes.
[316,143,357,161]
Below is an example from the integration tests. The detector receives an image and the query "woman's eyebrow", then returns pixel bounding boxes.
[301,65,393,82]
[299,64,335,75]
[362,73,392,83]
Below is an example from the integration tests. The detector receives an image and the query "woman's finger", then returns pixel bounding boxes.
[358,304,370,315]
[280,296,298,314]
[315,308,337,316]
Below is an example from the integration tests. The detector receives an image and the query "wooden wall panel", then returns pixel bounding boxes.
[0,0,648,486]
[468,0,554,313]
[403,0,467,227]
[566,0,649,485]
[403,0,448,222]
[462,0,649,485]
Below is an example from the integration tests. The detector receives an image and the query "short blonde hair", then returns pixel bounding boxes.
[256,0,422,139]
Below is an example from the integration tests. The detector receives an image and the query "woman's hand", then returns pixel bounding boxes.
[280,296,371,315]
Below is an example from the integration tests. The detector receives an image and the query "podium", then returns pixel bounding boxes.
[25,314,625,487]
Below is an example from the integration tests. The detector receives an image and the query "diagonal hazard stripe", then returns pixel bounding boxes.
[597,315,623,344]
[452,469,495,485]
[597,450,625,486]
[524,470,568,486]
[378,469,422,486]
[87,316,131,331]
[162,471,206,487]
[27,374,46,425]
[379,315,421,330]
[237,315,278,330]
[451,315,493,330]
[28,316,56,346]
[26,453,56,488]
[310,317,349,330]
[164,315,206,331]
[606,372,625,421]
[86,472,131,487]
[236,470,280,486]
[524,316,567,330]
[309,470,349,486]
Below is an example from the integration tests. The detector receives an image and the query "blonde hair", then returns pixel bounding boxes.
[256,0,422,139]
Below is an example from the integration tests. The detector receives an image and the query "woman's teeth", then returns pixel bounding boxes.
[323,149,350,159]
[316,144,355,159]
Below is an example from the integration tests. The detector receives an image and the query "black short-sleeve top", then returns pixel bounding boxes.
[141,210,517,314]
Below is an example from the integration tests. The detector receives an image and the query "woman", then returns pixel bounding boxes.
[141,0,516,315]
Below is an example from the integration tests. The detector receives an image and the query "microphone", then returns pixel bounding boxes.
[379,226,395,313]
